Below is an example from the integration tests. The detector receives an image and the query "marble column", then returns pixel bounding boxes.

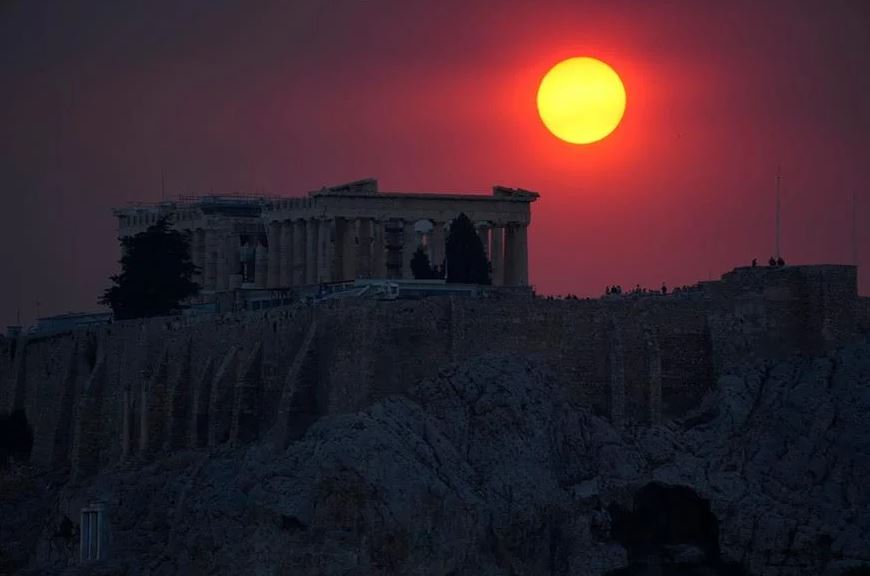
[267,221,281,289]
[331,218,344,281]
[513,223,528,286]
[318,218,332,283]
[190,229,203,286]
[431,221,446,272]
[476,223,490,257]
[279,221,293,287]
[338,217,357,281]
[372,220,386,278]
[357,217,373,278]
[227,233,242,289]
[292,220,305,286]
[197,230,207,279]
[254,236,268,288]
[216,232,229,291]
[240,236,255,284]
[504,224,519,287]
[305,218,318,284]
[491,225,504,286]
[402,220,416,280]
[204,230,217,291]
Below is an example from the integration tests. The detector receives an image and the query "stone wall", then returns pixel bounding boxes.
[0,265,861,479]
[858,297,870,335]
[0,296,713,477]
[1,305,313,474]
[705,265,858,369]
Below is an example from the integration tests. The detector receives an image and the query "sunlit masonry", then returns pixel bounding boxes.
[113,178,537,308]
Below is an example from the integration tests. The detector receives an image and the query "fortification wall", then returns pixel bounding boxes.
[0,296,714,477]
[0,265,861,479]
[311,296,713,424]
[858,297,870,335]
[1,305,313,473]
[705,265,858,369]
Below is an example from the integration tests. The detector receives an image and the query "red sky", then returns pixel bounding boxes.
[1,0,869,326]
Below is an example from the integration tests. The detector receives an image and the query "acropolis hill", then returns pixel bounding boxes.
[2,182,870,575]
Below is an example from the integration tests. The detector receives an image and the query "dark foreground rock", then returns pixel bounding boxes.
[3,340,870,575]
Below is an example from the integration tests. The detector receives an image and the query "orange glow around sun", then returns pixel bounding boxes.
[537,57,626,145]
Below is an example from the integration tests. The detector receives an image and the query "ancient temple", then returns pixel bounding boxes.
[113,179,538,292]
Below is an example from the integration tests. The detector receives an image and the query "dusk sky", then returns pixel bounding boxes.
[1,0,868,327]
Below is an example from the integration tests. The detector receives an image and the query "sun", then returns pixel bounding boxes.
[537,57,626,145]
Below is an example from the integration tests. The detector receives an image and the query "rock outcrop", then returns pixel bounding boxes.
[3,337,869,575]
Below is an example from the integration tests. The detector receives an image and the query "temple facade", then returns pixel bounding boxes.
[113,179,538,292]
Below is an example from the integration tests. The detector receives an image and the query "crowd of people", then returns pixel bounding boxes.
[751,256,787,267]
[602,282,706,298]
[600,255,791,299]
[605,283,668,296]
[548,255,791,303]
[542,282,704,302]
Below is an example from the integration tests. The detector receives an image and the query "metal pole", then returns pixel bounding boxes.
[775,165,781,260]
[853,188,858,266]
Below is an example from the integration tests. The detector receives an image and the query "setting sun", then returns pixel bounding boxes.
[537,57,626,145]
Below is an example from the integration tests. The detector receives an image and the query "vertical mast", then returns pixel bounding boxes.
[853,188,858,266]
[775,165,781,260]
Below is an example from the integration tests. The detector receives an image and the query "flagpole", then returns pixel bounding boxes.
[853,188,858,266]
[775,165,781,261]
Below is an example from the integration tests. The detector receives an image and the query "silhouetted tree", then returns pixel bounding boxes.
[100,219,199,319]
[445,213,490,284]
[410,246,435,279]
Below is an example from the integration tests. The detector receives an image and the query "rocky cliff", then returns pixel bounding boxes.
[4,336,869,575]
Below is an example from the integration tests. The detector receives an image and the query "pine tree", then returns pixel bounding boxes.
[410,245,435,279]
[100,219,199,319]
[445,213,490,284]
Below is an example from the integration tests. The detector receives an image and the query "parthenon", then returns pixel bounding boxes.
[114,179,538,291]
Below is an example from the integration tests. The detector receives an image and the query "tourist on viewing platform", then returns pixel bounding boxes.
[661,283,668,294]
[769,256,777,266]
[777,256,785,266]
[752,258,757,267]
